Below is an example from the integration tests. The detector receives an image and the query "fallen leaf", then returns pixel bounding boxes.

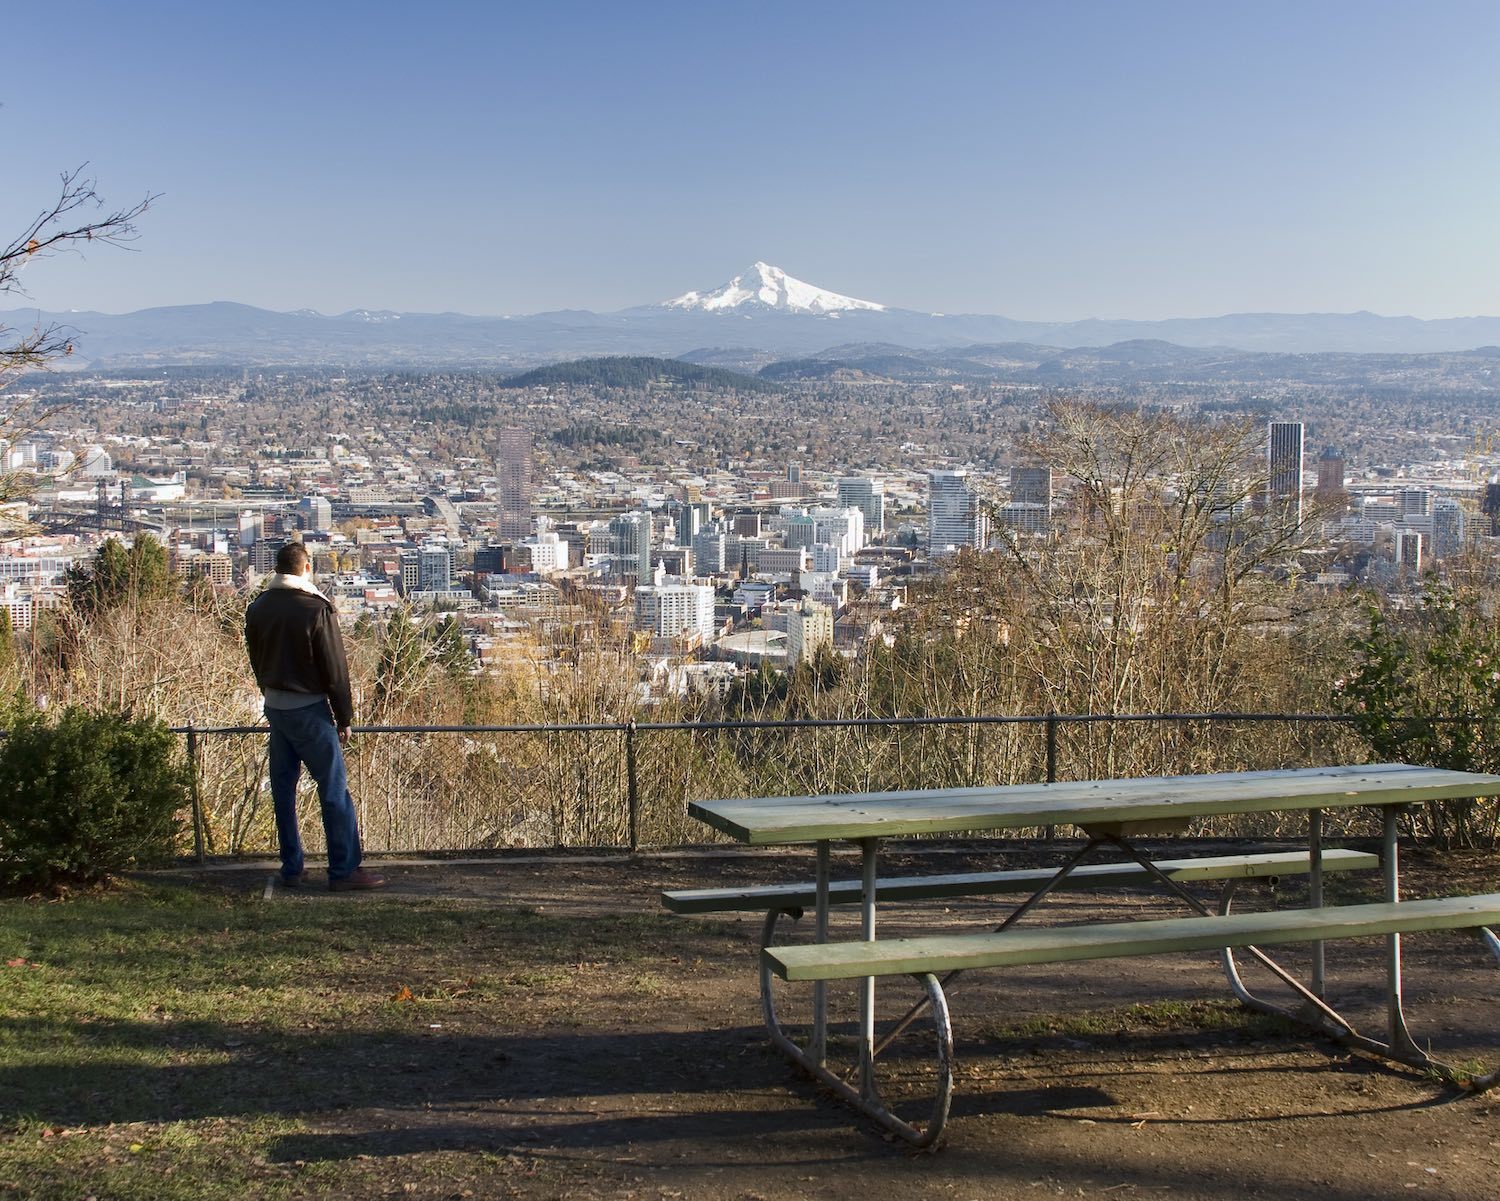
[392,985,415,1002]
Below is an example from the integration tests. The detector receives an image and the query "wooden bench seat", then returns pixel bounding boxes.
[762,892,1500,982]
[662,848,1378,915]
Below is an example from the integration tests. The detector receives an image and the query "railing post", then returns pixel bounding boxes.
[1043,711,1058,841]
[625,720,640,852]
[187,718,206,865]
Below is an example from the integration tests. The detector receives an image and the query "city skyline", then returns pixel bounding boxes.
[6,2,1500,322]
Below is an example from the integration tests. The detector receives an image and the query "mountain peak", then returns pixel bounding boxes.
[663,262,886,314]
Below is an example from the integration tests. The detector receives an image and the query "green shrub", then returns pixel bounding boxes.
[1340,586,1500,848]
[0,705,188,890]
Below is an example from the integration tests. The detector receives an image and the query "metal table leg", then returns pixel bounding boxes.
[813,840,830,1067]
[1383,804,1424,1059]
[1309,807,1325,997]
[858,836,879,1102]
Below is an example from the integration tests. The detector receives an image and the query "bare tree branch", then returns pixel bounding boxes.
[1,166,158,393]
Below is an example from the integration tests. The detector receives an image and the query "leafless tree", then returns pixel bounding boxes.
[2,168,155,535]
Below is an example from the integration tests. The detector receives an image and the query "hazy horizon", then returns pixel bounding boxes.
[7,1,1500,322]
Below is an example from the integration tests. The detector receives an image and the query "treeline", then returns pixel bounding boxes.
[500,356,779,394]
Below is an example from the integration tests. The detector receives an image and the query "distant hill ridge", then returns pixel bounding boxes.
[9,262,1500,367]
[500,356,778,393]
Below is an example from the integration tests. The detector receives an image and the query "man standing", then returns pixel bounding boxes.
[245,540,385,891]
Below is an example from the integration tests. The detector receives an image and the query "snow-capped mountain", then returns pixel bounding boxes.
[663,261,886,314]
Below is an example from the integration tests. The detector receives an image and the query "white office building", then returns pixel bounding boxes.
[810,543,842,573]
[836,476,885,537]
[635,572,716,645]
[418,545,453,591]
[759,546,811,575]
[517,526,571,575]
[928,469,988,555]
[812,506,865,558]
[786,599,834,666]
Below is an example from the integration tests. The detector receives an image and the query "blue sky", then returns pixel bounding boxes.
[5,0,1499,319]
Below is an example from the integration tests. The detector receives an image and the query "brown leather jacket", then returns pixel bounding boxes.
[244,582,355,728]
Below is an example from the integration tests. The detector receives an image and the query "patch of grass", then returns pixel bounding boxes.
[0,1115,331,1201]
[981,999,1294,1043]
[0,880,677,1198]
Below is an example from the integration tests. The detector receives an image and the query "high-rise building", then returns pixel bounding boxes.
[1316,448,1346,498]
[786,599,834,665]
[691,523,727,575]
[473,545,510,575]
[496,427,533,540]
[517,524,571,575]
[1485,483,1500,537]
[928,469,987,555]
[297,494,332,532]
[1267,422,1305,527]
[608,511,652,582]
[1009,466,1052,513]
[809,543,842,573]
[251,538,286,574]
[998,503,1049,534]
[418,545,453,591]
[836,476,885,537]
[1433,498,1465,558]
[1396,529,1424,571]
[634,576,716,645]
[784,513,817,549]
[398,550,422,595]
[665,499,707,546]
[1398,488,1432,518]
[812,507,865,558]
[238,511,263,548]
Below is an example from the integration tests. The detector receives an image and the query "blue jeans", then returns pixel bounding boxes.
[265,700,363,882]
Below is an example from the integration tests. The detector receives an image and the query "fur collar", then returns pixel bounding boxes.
[266,571,329,600]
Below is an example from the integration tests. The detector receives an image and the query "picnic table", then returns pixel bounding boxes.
[668,763,1500,1147]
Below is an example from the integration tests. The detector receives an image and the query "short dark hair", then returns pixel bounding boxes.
[275,540,310,575]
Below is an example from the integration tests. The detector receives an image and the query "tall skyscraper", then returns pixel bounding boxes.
[496,427,534,540]
[665,498,706,546]
[1432,498,1465,559]
[1267,421,1305,527]
[1316,447,1346,498]
[607,510,652,582]
[691,522,727,574]
[928,469,988,555]
[836,476,885,536]
[418,545,453,591]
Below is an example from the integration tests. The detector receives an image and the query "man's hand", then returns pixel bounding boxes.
[338,726,351,746]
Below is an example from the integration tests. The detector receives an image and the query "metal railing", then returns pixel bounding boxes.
[172,709,1383,861]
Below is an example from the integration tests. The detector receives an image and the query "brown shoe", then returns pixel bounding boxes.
[329,868,386,892]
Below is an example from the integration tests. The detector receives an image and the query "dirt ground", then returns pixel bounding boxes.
[215,842,1499,1200]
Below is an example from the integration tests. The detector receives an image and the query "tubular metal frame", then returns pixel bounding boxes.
[758,805,1500,1148]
